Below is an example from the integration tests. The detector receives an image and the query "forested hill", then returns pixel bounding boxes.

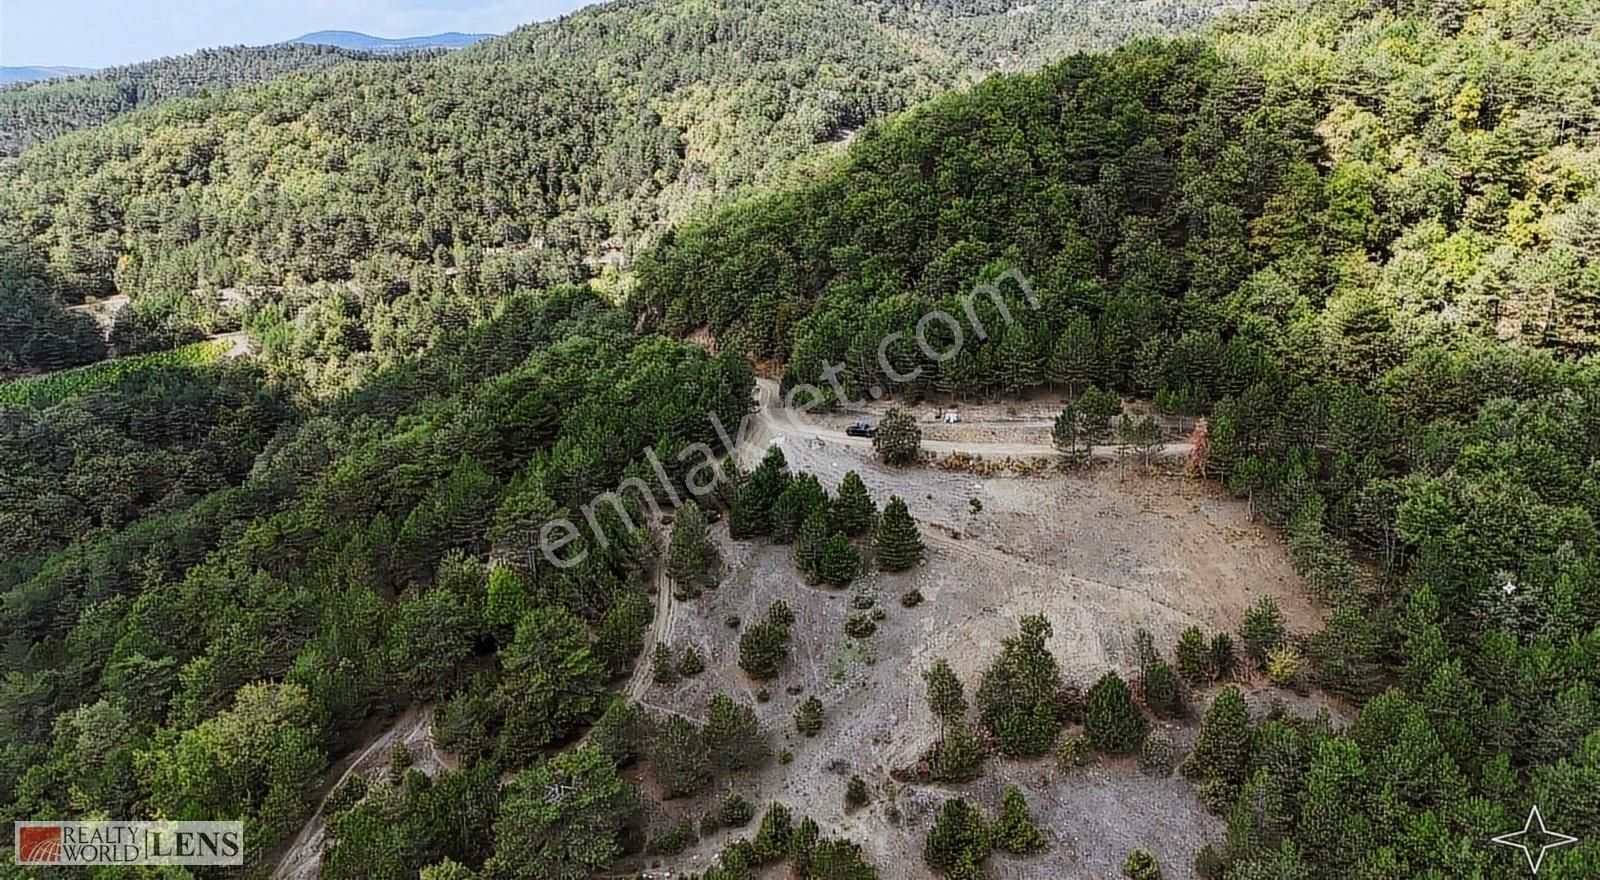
[0,0,1245,386]
[632,0,1600,874]
[0,44,394,156]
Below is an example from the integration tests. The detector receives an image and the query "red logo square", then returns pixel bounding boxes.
[17,825,62,863]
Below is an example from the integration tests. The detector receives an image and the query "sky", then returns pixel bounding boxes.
[0,0,591,68]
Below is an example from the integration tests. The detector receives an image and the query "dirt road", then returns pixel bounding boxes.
[748,379,1193,464]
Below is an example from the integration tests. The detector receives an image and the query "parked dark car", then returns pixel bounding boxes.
[846,421,877,438]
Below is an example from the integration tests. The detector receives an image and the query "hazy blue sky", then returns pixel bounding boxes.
[1,0,590,68]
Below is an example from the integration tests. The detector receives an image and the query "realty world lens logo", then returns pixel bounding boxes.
[14,821,244,866]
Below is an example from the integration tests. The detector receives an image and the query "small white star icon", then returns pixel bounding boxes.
[1492,805,1578,874]
[1502,580,1517,595]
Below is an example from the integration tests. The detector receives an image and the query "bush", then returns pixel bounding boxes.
[678,645,706,677]
[991,786,1046,854]
[795,696,825,736]
[1139,731,1174,776]
[648,819,698,855]
[1057,734,1092,769]
[739,621,790,680]
[1266,645,1304,689]
[753,803,793,864]
[901,589,925,607]
[845,775,869,807]
[845,610,878,638]
[1123,849,1161,880]
[720,792,755,828]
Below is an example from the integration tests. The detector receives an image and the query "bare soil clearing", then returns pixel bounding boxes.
[633,420,1325,878]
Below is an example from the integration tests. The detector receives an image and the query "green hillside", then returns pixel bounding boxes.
[0,0,1243,386]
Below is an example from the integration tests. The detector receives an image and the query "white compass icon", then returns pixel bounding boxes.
[1491,805,1579,874]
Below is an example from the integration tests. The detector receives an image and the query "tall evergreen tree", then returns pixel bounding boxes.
[874,496,924,571]
[830,471,877,536]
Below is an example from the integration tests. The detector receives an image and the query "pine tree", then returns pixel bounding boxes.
[1085,671,1147,754]
[651,714,710,798]
[1077,386,1122,447]
[1241,596,1286,669]
[1308,606,1382,699]
[923,798,991,878]
[1209,632,1237,680]
[874,496,924,571]
[730,446,790,538]
[817,533,859,587]
[1183,685,1253,809]
[991,785,1046,854]
[874,408,922,466]
[830,471,877,536]
[1175,626,1210,683]
[771,473,828,543]
[794,509,829,581]
[998,323,1044,394]
[1053,403,1087,463]
[977,615,1064,756]
[753,803,793,864]
[924,659,968,727]
[705,694,770,772]
[666,502,716,593]
[738,618,791,680]
[651,643,679,684]
[932,723,985,783]
[1049,315,1097,396]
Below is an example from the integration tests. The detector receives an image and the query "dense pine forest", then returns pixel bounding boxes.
[2,0,1599,876]
[0,44,397,156]
[0,0,1242,383]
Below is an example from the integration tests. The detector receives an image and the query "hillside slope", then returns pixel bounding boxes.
[0,43,392,155]
[0,0,1245,385]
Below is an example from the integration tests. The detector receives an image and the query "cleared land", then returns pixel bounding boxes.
[630,394,1326,879]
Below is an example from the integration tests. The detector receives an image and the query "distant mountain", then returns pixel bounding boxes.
[0,66,95,86]
[286,30,492,52]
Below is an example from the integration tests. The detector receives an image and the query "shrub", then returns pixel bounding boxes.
[678,645,706,677]
[1057,734,1092,769]
[845,610,878,638]
[795,697,825,736]
[901,589,925,607]
[1266,645,1304,689]
[991,786,1046,854]
[1124,849,1161,879]
[753,803,793,864]
[1139,731,1174,776]
[845,775,869,807]
[720,792,755,828]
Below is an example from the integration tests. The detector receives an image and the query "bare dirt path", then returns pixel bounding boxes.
[272,705,449,880]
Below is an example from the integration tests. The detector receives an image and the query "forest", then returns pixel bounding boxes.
[2,0,1598,875]
[0,0,1239,384]
[0,43,396,156]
